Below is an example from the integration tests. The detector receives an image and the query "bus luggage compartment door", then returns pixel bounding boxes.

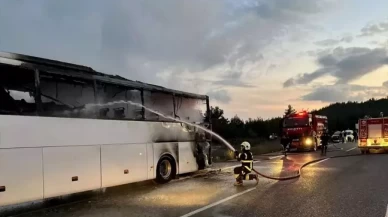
[0,148,44,206]
[42,146,101,199]
[101,144,148,188]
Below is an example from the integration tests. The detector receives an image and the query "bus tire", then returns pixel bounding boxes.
[155,155,176,184]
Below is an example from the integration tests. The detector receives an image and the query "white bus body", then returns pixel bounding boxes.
[0,52,211,207]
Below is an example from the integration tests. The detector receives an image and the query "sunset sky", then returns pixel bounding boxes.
[1,0,388,119]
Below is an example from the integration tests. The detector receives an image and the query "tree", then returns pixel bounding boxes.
[206,97,388,143]
[207,106,229,138]
[209,106,224,120]
[285,105,296,116]
[230,115,244,125]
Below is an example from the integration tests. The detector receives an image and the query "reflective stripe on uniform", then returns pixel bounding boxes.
[244,166,252,171]
[241,160,253,163]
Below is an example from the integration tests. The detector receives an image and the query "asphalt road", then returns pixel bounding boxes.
[6,142,388,217]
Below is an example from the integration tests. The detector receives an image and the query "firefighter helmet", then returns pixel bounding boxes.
[241,141,251,151]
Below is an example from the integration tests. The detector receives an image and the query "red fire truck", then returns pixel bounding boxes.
[358,117,388,154]
[282,111,328,151]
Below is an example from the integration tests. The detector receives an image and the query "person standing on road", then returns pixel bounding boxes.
[280,132,290,156]
[195,132,210,169]
[353,130,358,142]
[320,130,330,154]
[233,142,256,186]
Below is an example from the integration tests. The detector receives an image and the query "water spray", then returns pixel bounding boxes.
[82,100,236,152]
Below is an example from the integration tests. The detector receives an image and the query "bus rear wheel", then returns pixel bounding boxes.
[155,155,176,184]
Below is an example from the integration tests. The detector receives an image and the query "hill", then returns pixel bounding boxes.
[210,97,388,141]
[312,97,388,131]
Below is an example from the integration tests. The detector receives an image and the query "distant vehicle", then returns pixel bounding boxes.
[331,130,354,143]
[344,130,354,142]
[281,111,328,151]
[358,117,388,154]
[331,131,342,143]
[269,133,278,140]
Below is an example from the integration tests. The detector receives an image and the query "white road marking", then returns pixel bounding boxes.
[385,204,388,217]
[180,187,256,217]
[309,158,330,166]
[346,147,357,152]
[268,155,283,160]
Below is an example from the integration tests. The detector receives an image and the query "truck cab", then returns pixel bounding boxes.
[282,111,328,151]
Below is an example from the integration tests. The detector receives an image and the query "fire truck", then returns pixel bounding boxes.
[282,111,328,151]
[358,117,388,154]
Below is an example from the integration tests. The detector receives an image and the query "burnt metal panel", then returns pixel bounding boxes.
[0,51,208,100]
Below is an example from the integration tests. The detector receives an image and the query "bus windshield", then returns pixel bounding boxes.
[283,117,309,127]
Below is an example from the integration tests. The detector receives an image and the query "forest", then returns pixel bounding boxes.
[209,97,388,140]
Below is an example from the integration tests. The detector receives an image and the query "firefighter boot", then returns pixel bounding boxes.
[246,174,259,185]
[251,174,259,185]
[234,175,243,186]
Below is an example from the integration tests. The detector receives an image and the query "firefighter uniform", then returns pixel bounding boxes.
[320,130,330,154]
[234,142,255,186]
[280,133,290,155]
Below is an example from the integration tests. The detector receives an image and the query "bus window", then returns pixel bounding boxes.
[143,91,174,121]
[39,75,96,118]
[0,66,37,115]
[175,96,206,123]
[95,83,142,120]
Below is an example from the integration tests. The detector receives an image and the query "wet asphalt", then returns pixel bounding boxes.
[7,142,388,217]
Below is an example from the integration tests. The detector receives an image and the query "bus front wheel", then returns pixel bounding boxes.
[155,155,176,184]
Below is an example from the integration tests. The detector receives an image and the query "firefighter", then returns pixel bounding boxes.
[195,132,210,169]
[353,130,358,142]
[233,141,256,186]
[280,132,290,156]
[320,129,330,154]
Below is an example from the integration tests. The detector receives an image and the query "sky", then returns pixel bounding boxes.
[1,0,388,119]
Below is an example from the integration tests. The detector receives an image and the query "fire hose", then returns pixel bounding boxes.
[250,153,362,181]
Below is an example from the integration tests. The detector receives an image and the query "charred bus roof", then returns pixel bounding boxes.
[0,51,207,100]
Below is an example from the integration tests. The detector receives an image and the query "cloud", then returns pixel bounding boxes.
[213,79,254,87]
[284,46,388,87]
[314,36,353,47]
[383,80,388,88]
[302,84,387,102]
[212,70,254,87]
[0,0,337,93]
[207,89,231,103]
[315,39,339,47]
[360,20,388,37]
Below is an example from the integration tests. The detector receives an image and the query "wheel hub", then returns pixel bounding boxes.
[159,159,172,179]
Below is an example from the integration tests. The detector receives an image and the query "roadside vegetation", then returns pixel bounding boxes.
[208,98,388,161]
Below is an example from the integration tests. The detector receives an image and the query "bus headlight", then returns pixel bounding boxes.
[305,138,313,146]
